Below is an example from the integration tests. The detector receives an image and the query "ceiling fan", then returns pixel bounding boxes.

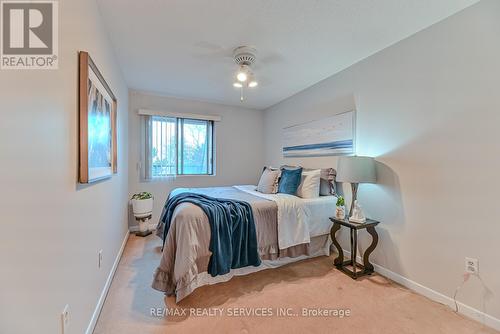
[232,46,258,102]
[193,42,284,102]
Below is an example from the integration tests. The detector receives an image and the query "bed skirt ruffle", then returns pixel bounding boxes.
[152,235,330,302]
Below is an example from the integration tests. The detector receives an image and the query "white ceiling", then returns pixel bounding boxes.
[97,0,479,110]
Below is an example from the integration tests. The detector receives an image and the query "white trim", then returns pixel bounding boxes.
[341,249,500,331]
[85,232,130,334]
[138,108,222,121]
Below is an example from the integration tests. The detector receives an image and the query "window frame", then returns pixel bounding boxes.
[145,115,215,179]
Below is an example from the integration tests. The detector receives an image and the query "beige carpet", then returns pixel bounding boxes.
[94,234,496,334]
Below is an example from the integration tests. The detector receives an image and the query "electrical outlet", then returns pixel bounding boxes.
[61,304,70,334]
[98,250,103,269]
[465,257,479,275]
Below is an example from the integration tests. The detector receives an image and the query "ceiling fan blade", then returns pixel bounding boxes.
[193,41,233,58]
[191,53,233,63]
[248,75,270,87]
[194,41,225,52]
[259,52,285,65]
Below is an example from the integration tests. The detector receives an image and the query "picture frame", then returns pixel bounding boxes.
[282,110,356,157]
[79,51,117,183]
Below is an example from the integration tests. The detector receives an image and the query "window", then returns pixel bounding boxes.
[147,116,214,177]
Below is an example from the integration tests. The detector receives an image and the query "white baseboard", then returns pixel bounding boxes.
[85,231,130,334]
[341,249,500,331]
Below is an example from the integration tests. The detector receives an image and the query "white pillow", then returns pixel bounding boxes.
[256,167,280,194]
[296,169,321,198]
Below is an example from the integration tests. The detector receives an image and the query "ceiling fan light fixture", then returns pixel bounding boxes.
[231,47,259,101]
[236,71,247,82]
[236,65,250,82]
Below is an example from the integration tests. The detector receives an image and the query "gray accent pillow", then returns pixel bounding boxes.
[318,168,337,196]
[256,167,280,194]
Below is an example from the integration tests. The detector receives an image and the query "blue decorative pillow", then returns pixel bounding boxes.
[278,167,303,195]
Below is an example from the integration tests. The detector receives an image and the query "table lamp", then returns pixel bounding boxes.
[336,156,377,221]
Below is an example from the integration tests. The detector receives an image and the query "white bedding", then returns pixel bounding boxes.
[235,185,336,249]
[302,195,337,237]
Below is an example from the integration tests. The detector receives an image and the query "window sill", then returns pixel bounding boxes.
[141,174,216,182]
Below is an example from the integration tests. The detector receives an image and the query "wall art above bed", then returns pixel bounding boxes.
[282,110,355,157]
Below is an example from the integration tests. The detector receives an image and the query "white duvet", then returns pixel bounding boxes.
[235,185,336,250]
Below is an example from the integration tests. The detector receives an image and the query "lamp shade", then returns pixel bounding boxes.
[336,156,376,183]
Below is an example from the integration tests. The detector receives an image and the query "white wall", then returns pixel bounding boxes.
[264,0,500,323]
[128,91,265,227]
[0,1,129,333]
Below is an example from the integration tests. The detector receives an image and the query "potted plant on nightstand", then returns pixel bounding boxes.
[131,192,153,235]
[335,196,346,219]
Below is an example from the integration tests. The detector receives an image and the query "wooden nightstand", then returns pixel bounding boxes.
[329,217,380,279]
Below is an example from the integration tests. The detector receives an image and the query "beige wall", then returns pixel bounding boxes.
[0,1,129,333]
[128,91,265,227]
[264,0,500,323]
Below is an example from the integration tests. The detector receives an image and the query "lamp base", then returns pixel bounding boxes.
[349,183,359,217]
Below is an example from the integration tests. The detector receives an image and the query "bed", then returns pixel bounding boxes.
[152,183,337,302]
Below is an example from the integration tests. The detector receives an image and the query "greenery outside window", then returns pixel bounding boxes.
[146,116,214,178]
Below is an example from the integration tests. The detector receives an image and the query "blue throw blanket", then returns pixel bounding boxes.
[159,192,261,277]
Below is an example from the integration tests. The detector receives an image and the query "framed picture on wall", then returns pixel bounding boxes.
[282,110,355,157]
[79,51,117,183]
